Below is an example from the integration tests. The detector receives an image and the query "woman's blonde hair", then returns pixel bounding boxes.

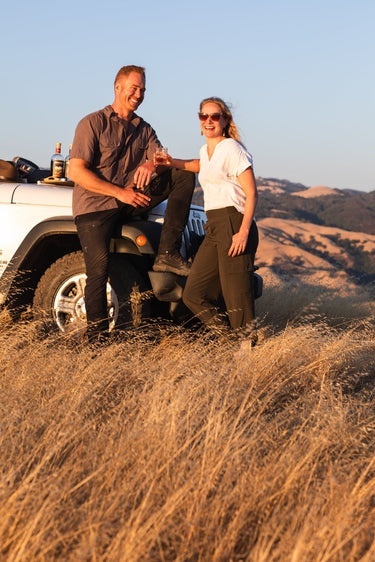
[200,97,242,144]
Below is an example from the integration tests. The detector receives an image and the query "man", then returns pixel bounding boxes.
[69,65,195,342]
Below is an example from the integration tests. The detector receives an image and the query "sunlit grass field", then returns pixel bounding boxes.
[1,276,375,561]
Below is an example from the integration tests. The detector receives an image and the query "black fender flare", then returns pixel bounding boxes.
[112,219,162,255]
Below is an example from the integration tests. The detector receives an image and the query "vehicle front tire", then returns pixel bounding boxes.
[32,251,150,335]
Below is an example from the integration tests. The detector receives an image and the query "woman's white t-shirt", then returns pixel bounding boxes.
[198,138,253,213]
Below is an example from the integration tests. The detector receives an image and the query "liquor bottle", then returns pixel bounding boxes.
[64,144,72,180]
[50,142,65,178]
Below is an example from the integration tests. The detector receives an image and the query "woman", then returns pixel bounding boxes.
[162,97,259,342]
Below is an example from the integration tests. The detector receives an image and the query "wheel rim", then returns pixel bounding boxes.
[52,273,119,334]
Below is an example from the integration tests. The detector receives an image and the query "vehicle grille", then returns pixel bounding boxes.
[187,215,206,237]
[183,209,206,259]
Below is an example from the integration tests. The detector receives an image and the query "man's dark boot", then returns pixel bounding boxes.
[153,251,191,276]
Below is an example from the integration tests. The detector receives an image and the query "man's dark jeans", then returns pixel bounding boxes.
[75,168,195,341]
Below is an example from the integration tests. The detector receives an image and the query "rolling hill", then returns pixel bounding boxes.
[193,177,375,288]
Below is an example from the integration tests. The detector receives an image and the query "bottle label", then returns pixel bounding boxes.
[52,160,64,178]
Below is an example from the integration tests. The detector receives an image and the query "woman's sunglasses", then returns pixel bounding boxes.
[198,112,222,122]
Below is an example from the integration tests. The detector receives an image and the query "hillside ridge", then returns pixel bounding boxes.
[192,177,375,288]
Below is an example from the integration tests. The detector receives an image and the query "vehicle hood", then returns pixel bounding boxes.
[9,183,73,207]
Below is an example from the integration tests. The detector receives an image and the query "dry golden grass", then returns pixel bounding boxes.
[1,278,375,561]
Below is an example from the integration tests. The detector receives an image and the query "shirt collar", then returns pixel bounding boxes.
[105,105,141,126]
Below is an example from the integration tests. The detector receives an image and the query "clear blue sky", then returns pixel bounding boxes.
[1,0,374,191]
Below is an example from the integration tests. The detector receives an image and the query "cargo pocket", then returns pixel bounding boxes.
[225,210,244,252]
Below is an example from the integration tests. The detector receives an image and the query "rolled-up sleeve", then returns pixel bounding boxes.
[71,114,100,164]
[145,127,162,161]
[232,145,253,178]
